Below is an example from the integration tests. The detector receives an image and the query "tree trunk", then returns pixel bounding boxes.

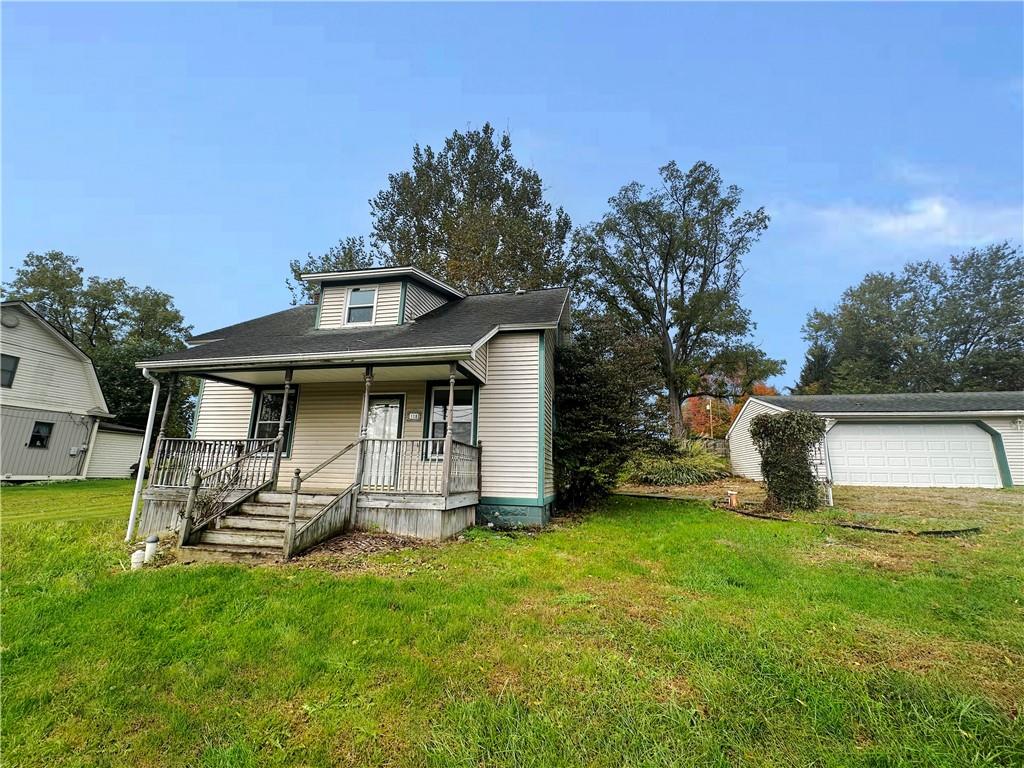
[667,382,685,440]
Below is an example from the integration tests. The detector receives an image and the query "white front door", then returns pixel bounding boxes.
[826,422,1001,488]
[364,396,402,489]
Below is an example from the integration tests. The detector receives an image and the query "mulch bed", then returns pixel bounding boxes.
[297,530,433,558]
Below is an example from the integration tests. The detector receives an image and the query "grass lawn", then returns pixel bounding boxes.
[2,481,1023,766]
[1,479,136,523]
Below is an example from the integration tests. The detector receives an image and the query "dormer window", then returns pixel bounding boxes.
[346,287,376,325]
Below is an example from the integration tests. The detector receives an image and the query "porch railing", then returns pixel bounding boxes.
[360,437,480,495]
[152,438,278,489]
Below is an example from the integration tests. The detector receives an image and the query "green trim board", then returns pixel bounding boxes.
[824,418,1013,489]
[477,496,555,528]
[538,331,546,500]
[397,279,407,325]
[314,295,323,329]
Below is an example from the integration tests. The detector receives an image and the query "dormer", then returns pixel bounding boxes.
[301,266,465,330]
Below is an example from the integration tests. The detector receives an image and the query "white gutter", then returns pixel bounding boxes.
[136,345,477,371]
[125,368,160,542]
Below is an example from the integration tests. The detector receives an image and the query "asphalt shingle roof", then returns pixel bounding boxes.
[757,391,1024,414]
[143,287,568,366]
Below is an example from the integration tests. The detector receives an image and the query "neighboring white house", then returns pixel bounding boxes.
[133,267,570,557]
[0,301,144,481]
[727,392,1023,489]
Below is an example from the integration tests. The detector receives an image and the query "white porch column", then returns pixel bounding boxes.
[271,368,294,485]
[353,366,374,486]
[441,362,456,496]
[126,368,161,542]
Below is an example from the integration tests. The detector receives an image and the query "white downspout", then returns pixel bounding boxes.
[126,368,160,542]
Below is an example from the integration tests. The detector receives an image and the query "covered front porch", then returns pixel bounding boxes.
[132,361,481,557]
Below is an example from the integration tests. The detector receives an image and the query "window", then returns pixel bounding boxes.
[346,287,377,324]
[1,354,19,388]
[428,386,474,456]
[250,389,298,454]
[28,421,53,449]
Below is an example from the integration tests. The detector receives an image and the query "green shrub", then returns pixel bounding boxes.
[620,440,730,486]
[749,410,826,511]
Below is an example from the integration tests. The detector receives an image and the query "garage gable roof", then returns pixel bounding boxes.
[756,391,1024,415]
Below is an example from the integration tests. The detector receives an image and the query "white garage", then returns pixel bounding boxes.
[727,392,1023,489]
[85,423,146,479]
[826,422,1001,488]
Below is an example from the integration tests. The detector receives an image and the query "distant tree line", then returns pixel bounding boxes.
[796,242,1023,394]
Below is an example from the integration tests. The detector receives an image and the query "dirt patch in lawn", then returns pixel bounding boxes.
[617,477,766,506]
[289,531,439,572]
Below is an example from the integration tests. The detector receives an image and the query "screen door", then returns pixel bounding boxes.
[364,396,402,489]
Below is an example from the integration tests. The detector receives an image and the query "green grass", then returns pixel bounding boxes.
[2,482,1023,766]
[1,479,135,523]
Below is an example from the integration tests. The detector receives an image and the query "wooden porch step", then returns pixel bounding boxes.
[235,501,320,519]
[219,515,289,532]
[199,528,284,548]
[257,491,340,506]
[179,543,282,564]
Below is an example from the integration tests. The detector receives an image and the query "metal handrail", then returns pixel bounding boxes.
[299,439,360,483]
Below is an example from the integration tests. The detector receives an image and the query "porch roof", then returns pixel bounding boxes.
[137,286,569,372]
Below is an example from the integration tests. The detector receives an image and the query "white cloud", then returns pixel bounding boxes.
[807,196,1022,249]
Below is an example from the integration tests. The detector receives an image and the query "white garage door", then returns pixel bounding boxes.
[826,422,1000,488]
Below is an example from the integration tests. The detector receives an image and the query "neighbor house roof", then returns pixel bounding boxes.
[756,391,1024,415]
[139,287,569,370]
[1,300,113,417]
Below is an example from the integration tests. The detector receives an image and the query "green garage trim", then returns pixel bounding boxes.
[537,331,546,500]
[397,279,407,325]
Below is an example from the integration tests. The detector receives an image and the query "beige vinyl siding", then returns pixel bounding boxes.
[281,381,427,490]
[477,332,540,498]
[462,341,488,383]
[727,398,786,480]
[192,380,254,439]
[87,429,144,478]
[318,286,347,328]
[0,306,106,415]
[984,417,1024,486]
[543,329,555,498]
[404,282,449,322]
[317,282,403,329]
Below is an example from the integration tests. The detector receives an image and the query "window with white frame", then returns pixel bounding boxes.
[345,287,377,325]
[428,385,474,456]
[250,389,298,453]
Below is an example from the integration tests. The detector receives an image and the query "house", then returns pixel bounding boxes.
[727,392,1023,489]
[132,266,568,559]
[0,301,145,481]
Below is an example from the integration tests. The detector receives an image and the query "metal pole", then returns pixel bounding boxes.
[270,368,293,486]
[126,368,160,542]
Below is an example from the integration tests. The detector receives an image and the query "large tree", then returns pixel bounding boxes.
[286,237,375,305]
[797,242,1024,393]
[2,251,195,434]
[369,123,573,293]
[574,161,783,439]
[555,311,663,507]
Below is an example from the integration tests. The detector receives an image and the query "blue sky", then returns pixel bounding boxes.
[4,2,1022,388]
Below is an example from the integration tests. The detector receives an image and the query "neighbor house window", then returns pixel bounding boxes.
[428,386,474,456]
[251,389,298,454]
[28,421,53,449]
[1,354,19,388]
[346,287,377,324]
